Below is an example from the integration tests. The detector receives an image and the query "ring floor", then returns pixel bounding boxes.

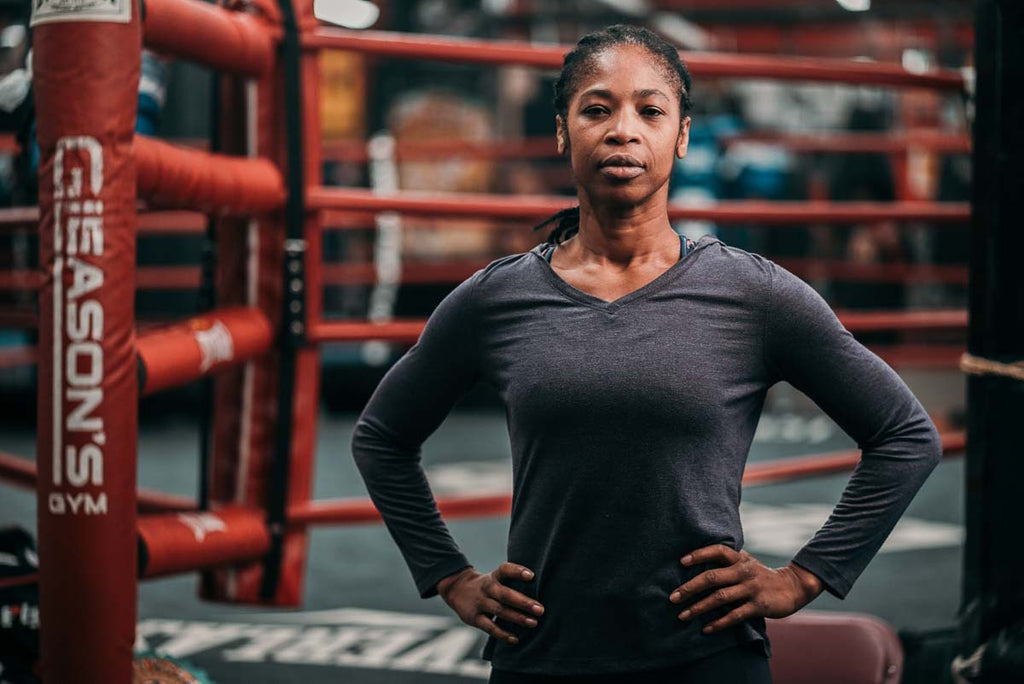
[0,369,964,683]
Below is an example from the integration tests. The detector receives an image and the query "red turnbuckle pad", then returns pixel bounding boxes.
[143,0,277,78]
[135,136,286,214]
[137,505,271,578]
[136,307,274,395]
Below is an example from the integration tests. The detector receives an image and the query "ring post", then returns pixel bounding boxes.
[32,0,141,681]
[960,0,1024,667]
[199,0,316,607]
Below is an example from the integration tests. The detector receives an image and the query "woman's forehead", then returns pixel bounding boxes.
[573,45,677,97]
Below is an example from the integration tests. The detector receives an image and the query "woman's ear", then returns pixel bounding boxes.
[676,117,692,159]
[556,115,567,155]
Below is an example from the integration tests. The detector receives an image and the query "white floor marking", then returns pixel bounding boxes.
[740,502,963,556]
[137,613,489,680]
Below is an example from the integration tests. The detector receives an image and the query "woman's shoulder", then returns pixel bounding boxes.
[468,245,548,291]
[487,245,547,272]
[698,238,829,313]
[429,249,538,326]
[692,234,776,289]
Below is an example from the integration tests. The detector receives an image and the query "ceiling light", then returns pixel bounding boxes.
[902,49,930,74]
[835,0,870,11]
[313,0,380,29]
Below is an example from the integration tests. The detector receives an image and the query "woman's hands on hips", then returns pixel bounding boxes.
[669,544,824,634]
[436,563,545,646]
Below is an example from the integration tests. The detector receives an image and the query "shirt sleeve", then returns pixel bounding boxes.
[762,261,943,600]
[350,272,482,599]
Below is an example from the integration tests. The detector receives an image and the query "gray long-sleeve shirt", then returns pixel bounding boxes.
[350,234,943,675]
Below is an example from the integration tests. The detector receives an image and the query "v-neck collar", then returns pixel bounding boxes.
[531,233,715,313]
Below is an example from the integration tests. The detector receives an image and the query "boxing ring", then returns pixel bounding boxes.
[0,0,983,681]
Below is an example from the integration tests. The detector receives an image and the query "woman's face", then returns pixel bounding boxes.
[557,45,690,211]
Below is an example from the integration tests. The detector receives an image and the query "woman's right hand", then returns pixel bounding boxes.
[436,563,545,645]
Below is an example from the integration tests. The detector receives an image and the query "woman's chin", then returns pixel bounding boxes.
[592,187,659,212]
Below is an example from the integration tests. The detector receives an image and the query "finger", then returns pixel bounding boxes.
[484,581,545,616]
[479,598,539,629]
[474,614,519,644]
[478,597,504,616]
[680,544,741,567]
[677,584,752,620]
[496,606,540,629]
[700,603,759,634]
[670,565,747,603]
[495,562,536,582]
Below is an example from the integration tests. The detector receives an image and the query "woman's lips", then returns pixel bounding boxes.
[599,154,645,180]
[599,164,644,180]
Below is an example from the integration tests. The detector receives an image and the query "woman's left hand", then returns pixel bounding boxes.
[669,544,825,634]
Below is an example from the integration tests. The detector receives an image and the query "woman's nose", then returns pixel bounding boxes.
[604,110,641,145]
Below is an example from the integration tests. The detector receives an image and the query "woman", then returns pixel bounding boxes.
[351,25,942,683]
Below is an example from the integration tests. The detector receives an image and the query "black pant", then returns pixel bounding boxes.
[488,643,772,684]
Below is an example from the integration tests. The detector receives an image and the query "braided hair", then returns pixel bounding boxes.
[532,25,694,245]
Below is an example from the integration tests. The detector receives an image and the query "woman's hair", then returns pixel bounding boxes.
[533,25,695,245]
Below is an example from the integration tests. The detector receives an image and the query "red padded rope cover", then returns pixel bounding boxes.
[135,136,286,213]
[33,2,141,682]
[143,0,277,78]
[136,307,274,395]
[138,506,271,578]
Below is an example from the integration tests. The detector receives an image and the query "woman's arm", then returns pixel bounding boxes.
[762,261,944,600]
[350,272,482,599]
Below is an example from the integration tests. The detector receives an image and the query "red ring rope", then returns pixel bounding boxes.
[306,28,967,91]
[308,187,970,224]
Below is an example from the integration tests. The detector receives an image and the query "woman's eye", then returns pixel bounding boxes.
[643,108,664,117]
[583,106,607,115]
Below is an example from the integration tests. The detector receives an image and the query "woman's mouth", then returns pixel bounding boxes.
[599,154,645,180]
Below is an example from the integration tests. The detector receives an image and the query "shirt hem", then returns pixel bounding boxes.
[790,550,851,600]
[484,628,769,675]
[416,556,472,599]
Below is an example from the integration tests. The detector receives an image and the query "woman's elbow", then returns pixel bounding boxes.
[350,419,378,470]
[908,415,944,472]
[886,411,944,470]
[924,420,945,468]
[350,417,416,473]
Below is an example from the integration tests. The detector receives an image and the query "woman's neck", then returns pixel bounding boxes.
[568,195,678,268]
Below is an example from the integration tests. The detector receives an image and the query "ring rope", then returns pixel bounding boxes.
[959,352,1024,382]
